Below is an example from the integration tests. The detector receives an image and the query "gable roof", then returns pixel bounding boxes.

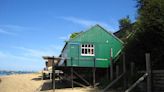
[68,24,124,44]
[60,24,124,54]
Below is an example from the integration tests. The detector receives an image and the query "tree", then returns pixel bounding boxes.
[70,32,82,39]
[116,16,133,43]
[125,0,164,69]
[119,16,131,29]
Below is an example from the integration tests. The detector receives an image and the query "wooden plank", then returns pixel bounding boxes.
[62,77,88,88]
[125,73,148,92]
[130,62,135,76]
[146,53,152,92]
[101,73,125,92]
[71,57,74,90]
[93,58,96,88]
[116,65,119,77]
[153,80,164,84]
[52,56,55,92]
[152,70,164,73]
[110,48,113,81]
[123,52,127,89]
[73,70,90,85]
[139,70,164,74]
[106,68,109,80]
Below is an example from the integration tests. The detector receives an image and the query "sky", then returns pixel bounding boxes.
[0,0,137,71]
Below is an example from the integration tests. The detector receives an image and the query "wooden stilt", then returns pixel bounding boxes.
[73,70,90,85]
[125,73,148,92]
[130,62,135,76]
[63,76,87,88]
[110,48,113,81]
[146,53,152,92]
[52,56,55,92]
[102,73,125,92]
[116,65,119,78]
[93,58,96,88]
[106,67,109,80]
[71,57,74,90]
[123,52,127,90]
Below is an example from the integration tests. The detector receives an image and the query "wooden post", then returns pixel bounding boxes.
[116,65,119,78]
[93,58,96,88]
[73,70,90,85]
[110,48,113,81]
[71,57,74,90]
[107,67,109,80]
[123,52,127,90]
[52,56,55,92]
[130,62,135,76]
[125,73,148,92]
[146,53,152,92]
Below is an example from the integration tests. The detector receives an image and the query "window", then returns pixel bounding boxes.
[81,44,94,56]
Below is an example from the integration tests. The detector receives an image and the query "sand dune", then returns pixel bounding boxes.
[0,73,44,92]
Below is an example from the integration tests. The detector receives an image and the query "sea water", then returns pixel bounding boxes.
[0,71,36,76]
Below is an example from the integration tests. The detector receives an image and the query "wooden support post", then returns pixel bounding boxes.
[71,57,74,90]
[93,58,96,88]
[102,73,125,92]
[106,68,109,80]
[110,48,113,81]
[73,70,90,85]
[116,65,119,78]
[125,73,148,92]
[123,52,127,90]
[42,71,44,80]
[52,56,55,92]
[110,60,113,81]
[146,53,152,92]
[63,76,88,88]
[130,62,135,76]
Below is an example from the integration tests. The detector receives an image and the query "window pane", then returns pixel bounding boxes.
[91,49,94,54]
[81,44,94,55]
[85,49,87,54]
[85,44,87,47]
[82,49,84,54]
[88,49,90,54]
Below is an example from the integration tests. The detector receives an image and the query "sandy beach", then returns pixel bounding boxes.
[0,73,101,92]
[0,73,44,92]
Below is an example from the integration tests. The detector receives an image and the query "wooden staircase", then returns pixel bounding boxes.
[153,70,164,92]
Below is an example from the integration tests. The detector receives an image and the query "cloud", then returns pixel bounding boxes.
[58,34,71,40]
[49,45,63,51]
[13,45,63,57]
[0,24,35,35]
[0,45,63,71]
[0,51,37,62]
[0,50,40,71]
[0,28,16,35]
[59,16,116,32]
[13,47,54,58]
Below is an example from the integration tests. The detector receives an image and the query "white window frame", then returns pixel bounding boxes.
[81,44,95,56]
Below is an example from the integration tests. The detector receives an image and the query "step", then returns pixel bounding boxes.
[153,80,164,84]
[153,77,164,80]
[153,73,164,77]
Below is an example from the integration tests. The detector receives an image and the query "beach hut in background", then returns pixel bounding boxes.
[42,24,124,89]
[42,56,60,79]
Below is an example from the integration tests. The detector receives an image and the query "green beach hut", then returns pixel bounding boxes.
[58,24,124,68]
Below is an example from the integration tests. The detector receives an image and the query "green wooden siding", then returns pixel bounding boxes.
[62,25,123,68]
